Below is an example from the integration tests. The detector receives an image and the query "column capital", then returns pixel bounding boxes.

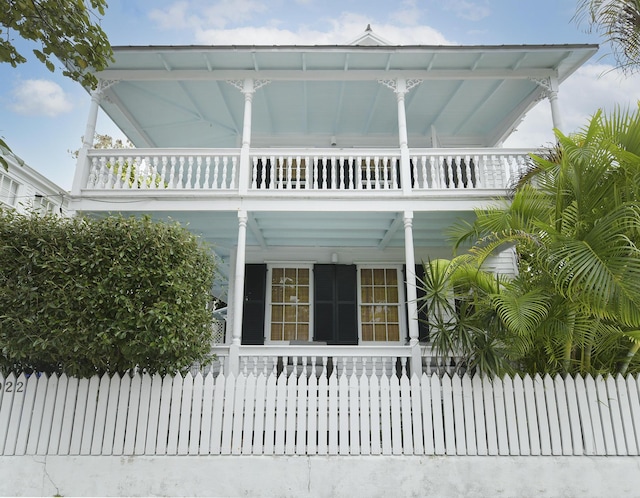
[93,79,119,102]
[378,78,423,97]
[529,76,559,99]
[227,78,271,96]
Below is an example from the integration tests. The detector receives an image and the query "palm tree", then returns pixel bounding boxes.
[425,106,640,376]
[575,0,640,72]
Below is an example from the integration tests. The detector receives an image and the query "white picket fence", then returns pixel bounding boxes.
[1,369,639,457]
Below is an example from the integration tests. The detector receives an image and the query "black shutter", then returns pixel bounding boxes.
[241,264,267,345]
[415,264,430,342]
[404,264,430,343]
[314,264,358,345]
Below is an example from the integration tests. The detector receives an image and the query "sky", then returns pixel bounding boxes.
[2,0,640,190]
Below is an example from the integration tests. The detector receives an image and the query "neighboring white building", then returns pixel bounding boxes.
[69,28,598,373]
[0,150,68,216]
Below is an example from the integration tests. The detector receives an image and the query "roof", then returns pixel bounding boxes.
[93,40,598,149]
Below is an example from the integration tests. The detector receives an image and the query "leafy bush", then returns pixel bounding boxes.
[0,210,216,377]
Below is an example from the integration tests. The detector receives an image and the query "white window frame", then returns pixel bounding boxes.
[265,263,314,344]
[357,264,407,344]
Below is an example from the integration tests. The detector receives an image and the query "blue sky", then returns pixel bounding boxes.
[2,0,640,189]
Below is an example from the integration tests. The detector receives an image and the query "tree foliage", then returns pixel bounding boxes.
[1,0,114,89]
[0,211,217,377]
[574,0,640,72]
[421,105,640,377]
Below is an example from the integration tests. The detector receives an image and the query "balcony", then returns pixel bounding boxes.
[80,147,533,195]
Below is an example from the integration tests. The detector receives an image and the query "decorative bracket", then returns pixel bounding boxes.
[95,79,119,103]
[226,79,271,94]
[378,78,423,94]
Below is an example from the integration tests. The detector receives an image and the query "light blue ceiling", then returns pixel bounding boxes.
[95,44,598,149]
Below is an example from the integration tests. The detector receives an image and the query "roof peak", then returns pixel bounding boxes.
[348,25,393,46]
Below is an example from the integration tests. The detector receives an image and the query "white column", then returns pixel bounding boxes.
[395,79,413,196]
[403,211,422,374]
[403,211,419,345]
[228,210,248,375]
[71,86,102,196]
[547,76,563,132]
[237,79,254,195]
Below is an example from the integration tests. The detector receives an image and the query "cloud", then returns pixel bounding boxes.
[504,64,640,147]
[443,1,490,22]
[150,0,267,30]
[149,1,452,45]
[9,80,73,117]
[195,13,453,45]
[390,0,423,27]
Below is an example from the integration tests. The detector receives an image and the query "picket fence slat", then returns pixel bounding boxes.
[68,377,88,455]
[3,370,640,458]
[146,374,163,455]
[199,373,215,455]
[542,374,561,455]
[625,375,640,454]
[57,377,78,456]
[39,375,60,455]
[606,375,627,455]
[113,375,132,455]
[15,375,39,455]
[26,375,49,455]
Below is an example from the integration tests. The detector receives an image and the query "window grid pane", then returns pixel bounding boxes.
[270,267,310,341]
[360,268,401,342]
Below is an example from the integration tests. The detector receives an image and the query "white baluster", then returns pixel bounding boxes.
[220,157,229,188]
[204,157,211,189]
[177,156,185,189]
[212,157,220,189]
[286,156,292,189]
[194,156,202,189]
[382,157,389,190]
[251,156,258,189]
[365,156,372,189]
[420,156,428,189]
[312,156,319,190]
[330,157,337,189]
[296,155,302,189]
[160,157,168,189]
[185,156,194,189]
[230,156,237,189]
[411,157,419,189]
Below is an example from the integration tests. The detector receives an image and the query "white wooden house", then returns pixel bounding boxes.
[69,28,597,375]
[0,150,68,216]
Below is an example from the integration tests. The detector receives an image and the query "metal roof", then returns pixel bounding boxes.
[94,43,598,148]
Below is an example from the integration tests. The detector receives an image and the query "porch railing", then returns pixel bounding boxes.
[82,148,534,192]
[194,345,463,379]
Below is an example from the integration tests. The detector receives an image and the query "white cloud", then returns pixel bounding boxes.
[149,1,452,45]
[390,0,423,27]
[443,0,490,22]
[504,64,640,148]
[195,13,452,45]
[150,0,267,31]
[9,80,73,117]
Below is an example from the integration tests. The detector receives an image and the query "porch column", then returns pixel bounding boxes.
[71,80,116,196]
[238,79,254,195]
[403,211,422,374]
[379,78,422,195]
[229,210,248,375]
[532,76,564,132]
[228,79,270,195]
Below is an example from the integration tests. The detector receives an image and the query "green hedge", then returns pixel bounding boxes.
[0,210,216,377]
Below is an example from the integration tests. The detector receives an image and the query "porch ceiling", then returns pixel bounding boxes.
[94,44,597,149]
[113,209,475,259]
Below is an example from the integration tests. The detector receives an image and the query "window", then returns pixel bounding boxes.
[267,265,312,342]
[0,174,19,207]
[359,267,403,342]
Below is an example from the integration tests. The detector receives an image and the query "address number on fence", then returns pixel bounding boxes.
[0,381,25,393]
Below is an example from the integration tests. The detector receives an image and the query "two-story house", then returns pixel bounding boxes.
[69,28,597,374]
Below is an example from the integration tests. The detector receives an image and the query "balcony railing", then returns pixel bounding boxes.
[83,147,534,193]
